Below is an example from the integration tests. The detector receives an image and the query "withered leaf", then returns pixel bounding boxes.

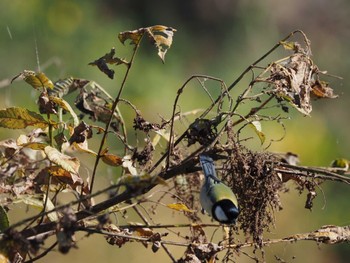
[89,48,128,79]
[35,166,83,187]
[311,80,338,99]
[146,25,176,62]
[101,153,123,167]
[69,121,92,145]
[38,91,57,114]
[118,28,145,45]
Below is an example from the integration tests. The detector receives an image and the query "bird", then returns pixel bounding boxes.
[199,154,239,224]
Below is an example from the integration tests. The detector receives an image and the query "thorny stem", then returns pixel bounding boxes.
[89,34,144,194]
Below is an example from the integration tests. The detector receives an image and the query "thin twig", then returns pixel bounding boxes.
[89,34,144,194]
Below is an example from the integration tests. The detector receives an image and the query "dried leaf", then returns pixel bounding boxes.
[263,47,337,115]
[89,48,128,79]
[167,203,194,213]
[12,70,54,90]
[119,25,176,62]
[146,25,176,62]
[101,152,123,167]
[311,80,338,99]
[35,166,83,187]
[38,91,57,114]
[0,107,49,129]
[44,146,80,174]
[118,28,144,45]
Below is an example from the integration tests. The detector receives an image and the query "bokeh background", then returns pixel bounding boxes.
[0,0,349,262]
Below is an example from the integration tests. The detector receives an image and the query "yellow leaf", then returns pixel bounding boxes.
[249,120,266,145]
[280,41,296,50]
[167,203,194,213]
[49,96,79,126]
[12,70,54,90]
[0,107,48,129]
[102,153,123,167]
[0,253,10,263]
[44,146,80,174]
[19,142,47,150]
[146,25,176,63]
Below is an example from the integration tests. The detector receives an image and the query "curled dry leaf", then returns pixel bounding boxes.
[261,42,337,115]
[88,48,128,79]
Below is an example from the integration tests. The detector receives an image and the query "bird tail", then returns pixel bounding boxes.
[199,154,221,182]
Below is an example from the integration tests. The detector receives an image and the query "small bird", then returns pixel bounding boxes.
[199,154,239,224]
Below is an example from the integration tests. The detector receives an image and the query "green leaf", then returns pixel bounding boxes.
[0,206,9,232]
[0,107,48,129]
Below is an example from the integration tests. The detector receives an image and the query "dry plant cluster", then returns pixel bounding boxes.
[0,26,348,263]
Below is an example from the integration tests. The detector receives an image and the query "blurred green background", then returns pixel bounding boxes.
[1,0,349,262]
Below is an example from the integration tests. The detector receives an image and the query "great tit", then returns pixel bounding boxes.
[199,154,239,224]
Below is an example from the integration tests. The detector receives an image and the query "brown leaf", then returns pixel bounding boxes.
[89,48,128,79]
[35,166,83,187]
[311,80,338,99]
[118,28,145,45]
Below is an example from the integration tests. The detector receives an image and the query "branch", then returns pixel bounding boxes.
[229,225,350,249]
